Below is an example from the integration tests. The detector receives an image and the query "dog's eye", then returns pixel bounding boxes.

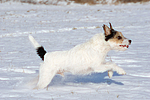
[117,36,122,40]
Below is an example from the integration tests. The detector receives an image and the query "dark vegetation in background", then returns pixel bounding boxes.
[118,0,150,3]
[0,0,150,5]
[70,0,150,4]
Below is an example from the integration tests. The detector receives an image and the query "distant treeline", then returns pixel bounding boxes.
[0,0,150,5]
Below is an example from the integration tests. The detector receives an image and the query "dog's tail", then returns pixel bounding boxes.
[29,35,47,61]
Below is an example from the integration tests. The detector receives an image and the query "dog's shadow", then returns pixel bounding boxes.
[49,72,124,86]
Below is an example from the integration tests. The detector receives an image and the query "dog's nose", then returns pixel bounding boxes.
[129,40,132,44]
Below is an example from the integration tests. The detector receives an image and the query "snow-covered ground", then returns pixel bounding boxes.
[0,2,150,100]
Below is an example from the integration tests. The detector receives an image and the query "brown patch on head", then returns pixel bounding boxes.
[103,23,131,49]
[108,31,131,50]
[108,31,125,44]
[103,23,120,41]
[103,23,132,50]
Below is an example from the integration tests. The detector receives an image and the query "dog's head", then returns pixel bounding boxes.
[103,23,131,51]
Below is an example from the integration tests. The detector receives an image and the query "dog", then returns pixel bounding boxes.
[29,23,131,89]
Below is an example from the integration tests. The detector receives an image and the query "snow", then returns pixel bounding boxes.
[0,2,150,100]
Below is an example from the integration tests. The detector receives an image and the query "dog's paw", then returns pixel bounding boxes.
[108,70,113,78]
[117,68,126,75]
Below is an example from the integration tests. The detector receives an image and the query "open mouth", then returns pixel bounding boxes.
[119,45,129,48]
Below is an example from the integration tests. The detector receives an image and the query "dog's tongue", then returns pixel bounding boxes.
[127,45,129,48]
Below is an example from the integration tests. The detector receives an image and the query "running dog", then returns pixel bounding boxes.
[29,23,131,89]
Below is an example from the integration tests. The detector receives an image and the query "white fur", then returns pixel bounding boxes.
[29,33,128,89]
[29,34,41,49]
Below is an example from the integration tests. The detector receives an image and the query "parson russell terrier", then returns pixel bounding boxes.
[29,23,132,89]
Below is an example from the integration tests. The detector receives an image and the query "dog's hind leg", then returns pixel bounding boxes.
[34,63,57,89]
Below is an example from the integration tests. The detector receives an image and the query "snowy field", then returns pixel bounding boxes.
[0,2,150,100]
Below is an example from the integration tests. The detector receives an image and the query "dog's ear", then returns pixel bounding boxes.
[103,24,111,36]
[109,22,113,30]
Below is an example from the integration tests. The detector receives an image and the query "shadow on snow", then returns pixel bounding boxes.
[49,72,124,86]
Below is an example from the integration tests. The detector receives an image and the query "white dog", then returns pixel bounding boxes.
[29,23,131,89]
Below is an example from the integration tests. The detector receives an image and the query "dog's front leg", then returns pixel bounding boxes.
[94,62,126,77]
[108,70,113,78]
